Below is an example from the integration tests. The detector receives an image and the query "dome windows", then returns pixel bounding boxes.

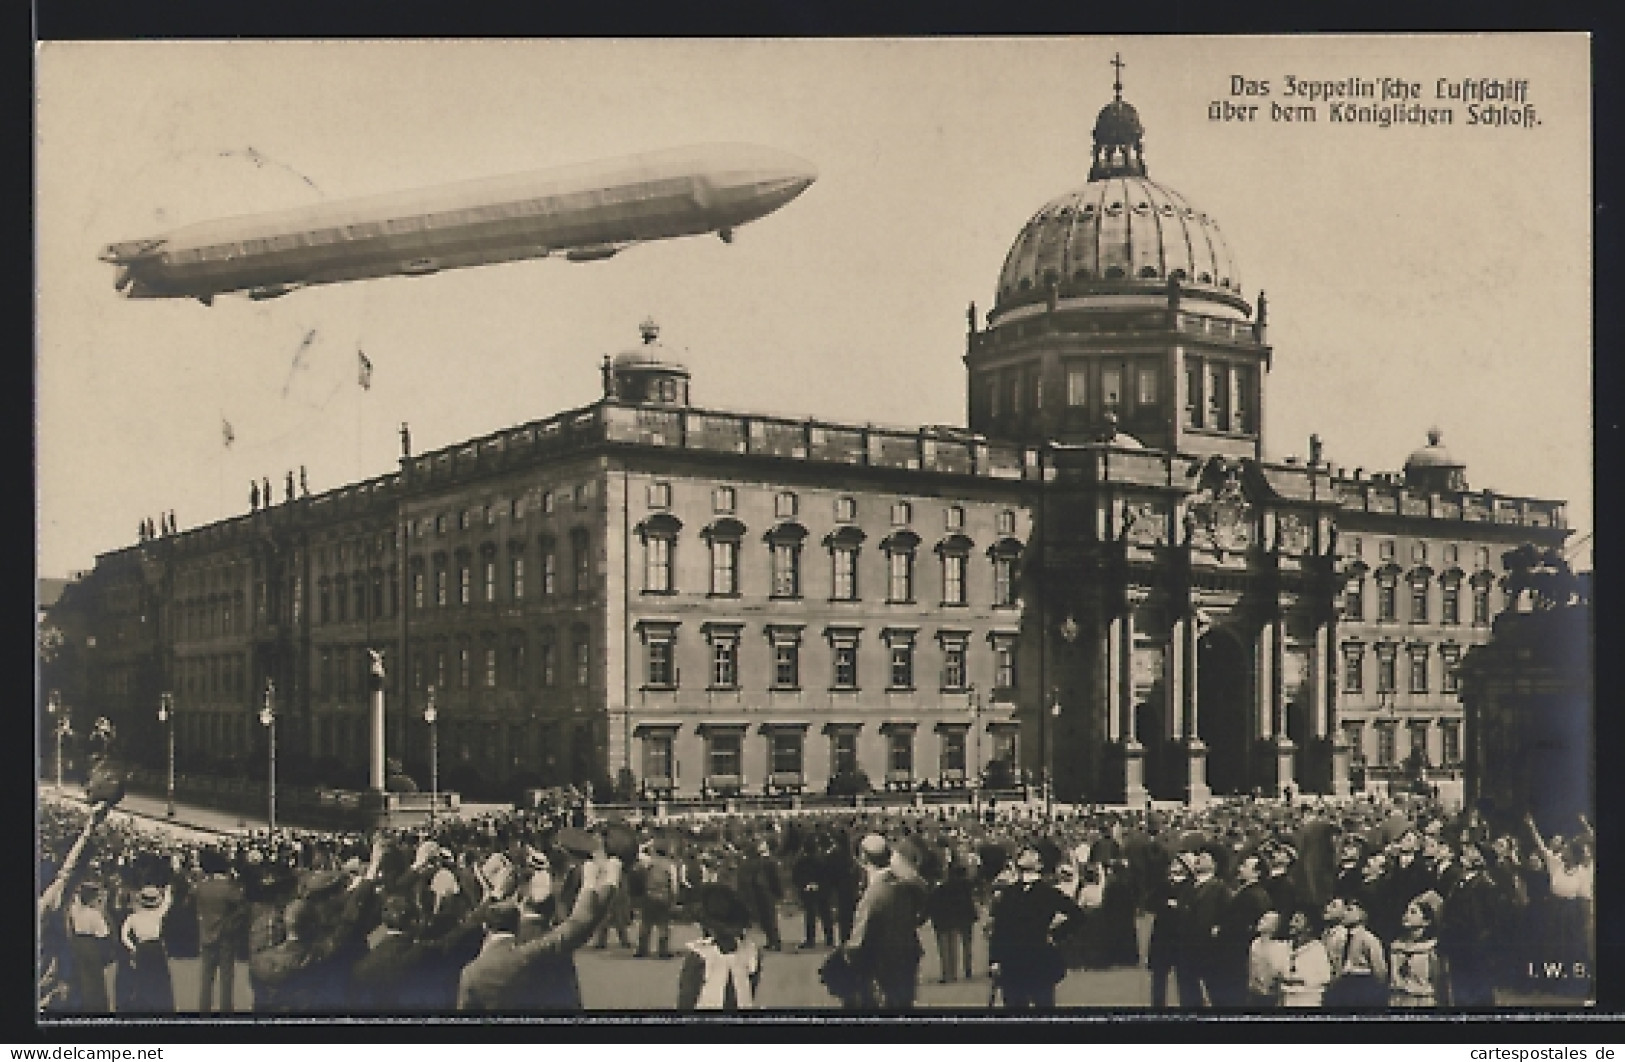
[1138,266,1159,279]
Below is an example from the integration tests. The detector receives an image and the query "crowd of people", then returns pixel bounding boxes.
[38,786,1594,1014]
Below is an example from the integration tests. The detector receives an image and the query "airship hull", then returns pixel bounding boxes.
[101,143,816,302]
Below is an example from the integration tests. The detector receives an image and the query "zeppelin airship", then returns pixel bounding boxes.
[99,143,817,305]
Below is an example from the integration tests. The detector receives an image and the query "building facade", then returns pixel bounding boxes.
[50,80,1569,804]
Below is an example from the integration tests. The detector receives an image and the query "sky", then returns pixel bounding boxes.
[36,36,1591,579]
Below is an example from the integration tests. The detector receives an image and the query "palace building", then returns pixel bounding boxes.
[50,77,1569,805]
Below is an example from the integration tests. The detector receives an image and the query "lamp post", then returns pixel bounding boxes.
[423,685,439,826]
[157,692,175,817]
[48,690,73,791]
[1046,688,1061,817]
[259,679,277,833]
[967,683,981,813]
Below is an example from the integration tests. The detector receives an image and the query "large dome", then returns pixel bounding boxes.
[996,176,1241,304]
[991,75,1244,318]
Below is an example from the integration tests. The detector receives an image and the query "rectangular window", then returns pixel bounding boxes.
[1410,581,1429,623]
[1441,648,1461,693]
[887,550,914,602]
[772,543,800,598]
[1441,581,1460,625]
[511,556,525,600]
[1472,586,1491,626]
[994,642,1017,690]
[540,640,556,687]
[940,729,967,775]
[1342,646,1364,693]
[574,633,590,687]
[835,497,857,523]
[993,557,1016,606]
[1206,363,1227,427]
[1344,579,1365,621]
[1232,365,1253,433]
[942,553,966,605]
[945,505,965,531]
[1409,723,1429,764]
[1376,648,1397,693]
[888,731,913,777]
[831,731,858,776]
[710,539,738,596]
[542,490,555,514]
[1380,540,1397,561]
[832,547,858,601]
[1138,365,1159,406]
[890,644,914,689]
[997,510,1017,536]
[647,639,674,688]
[708,732,742,780]
[712,637,738,689]
[458,564,471,606]
[773,640,800,689]
[645,536,673,593]
[459,647,472,689]
[775,492,798,519]
[642,732,673,783]
[991,728,1018,772]
[1066,367,1088,407]
[1101,367,1122,409]
[647,482,671,509]
[413,572,426,610]
[771,731,803,777]
[833,644,858,689]
[484,560,497,603]
[485,648,498,688]
[942,641,967,690]
[891,501,911,525]
[1441,722,1461,766]
[1409,648,1429,693]
[1342,721,1366,764]
[543,551,557,595]
[574,535,591,596]
[1378,579,1397,622]
[435,649,447,690]
[713,486,735,513]
[1377,724,1398,767]
[510,642,526,689]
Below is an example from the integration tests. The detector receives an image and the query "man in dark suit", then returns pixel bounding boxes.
[193,846,246,1015]
[793,836,832,949]
[736,840,785,951]
[987,846,1084,1009]
[842,834,927,1009]
[1263,842,1301,928]
[1214,850,1273,1007]
[456,903,529,1011]
[1438,844,1501,1007]
[1175,843,1227,1008]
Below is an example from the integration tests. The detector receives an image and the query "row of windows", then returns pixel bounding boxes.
[638,626,1017,694]
[1340,642,1463,695]
[1342,718,1462,769]
[640,725,1019,788]
[1344,537,1493,569]
[408,630,592,693]
[409,531,593,609]
[1344,572,1492,625]
[174,653,249,703]
[315,570,400,625]
[407,483,596,540]
[986,360,1165,421]
[174,592,246,641]
[312,533,396,573]
[646,483,1011,536]
[643,533,1018,606]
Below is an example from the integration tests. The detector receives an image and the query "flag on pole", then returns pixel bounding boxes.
[358,349,374,390]
[221,417,235,448]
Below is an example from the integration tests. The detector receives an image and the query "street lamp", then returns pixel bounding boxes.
[423,685,439,826]
[157,692,175,817]
[1046,687,1062,817]
[967,683,982,813]
[48,690,71,791]
[259,679,277,833]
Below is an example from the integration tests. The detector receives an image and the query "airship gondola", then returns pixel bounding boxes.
[100,143,817,305]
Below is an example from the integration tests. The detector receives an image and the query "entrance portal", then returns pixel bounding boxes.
[1198,628,1252,795]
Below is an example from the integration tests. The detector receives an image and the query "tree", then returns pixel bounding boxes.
[1500,544,1584,611]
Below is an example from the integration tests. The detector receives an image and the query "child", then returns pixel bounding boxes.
[1279,910,1334,1007]
[1389,891,1444,1008]
[677,884,762,1011]
[1246,910,1290,1008]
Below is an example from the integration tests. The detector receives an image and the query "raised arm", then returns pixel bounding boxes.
[524,857,622,956]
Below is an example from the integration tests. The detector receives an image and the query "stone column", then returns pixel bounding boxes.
[1122,603,1147,807]
[1183,613,1209,806]
[370,686,386,793]
[1106,616,1123,744]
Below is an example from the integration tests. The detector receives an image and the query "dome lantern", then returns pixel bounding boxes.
[1089,52,1147,181]
[605,318,691,407]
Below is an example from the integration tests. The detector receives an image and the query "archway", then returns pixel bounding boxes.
[1198,628,1252,795]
